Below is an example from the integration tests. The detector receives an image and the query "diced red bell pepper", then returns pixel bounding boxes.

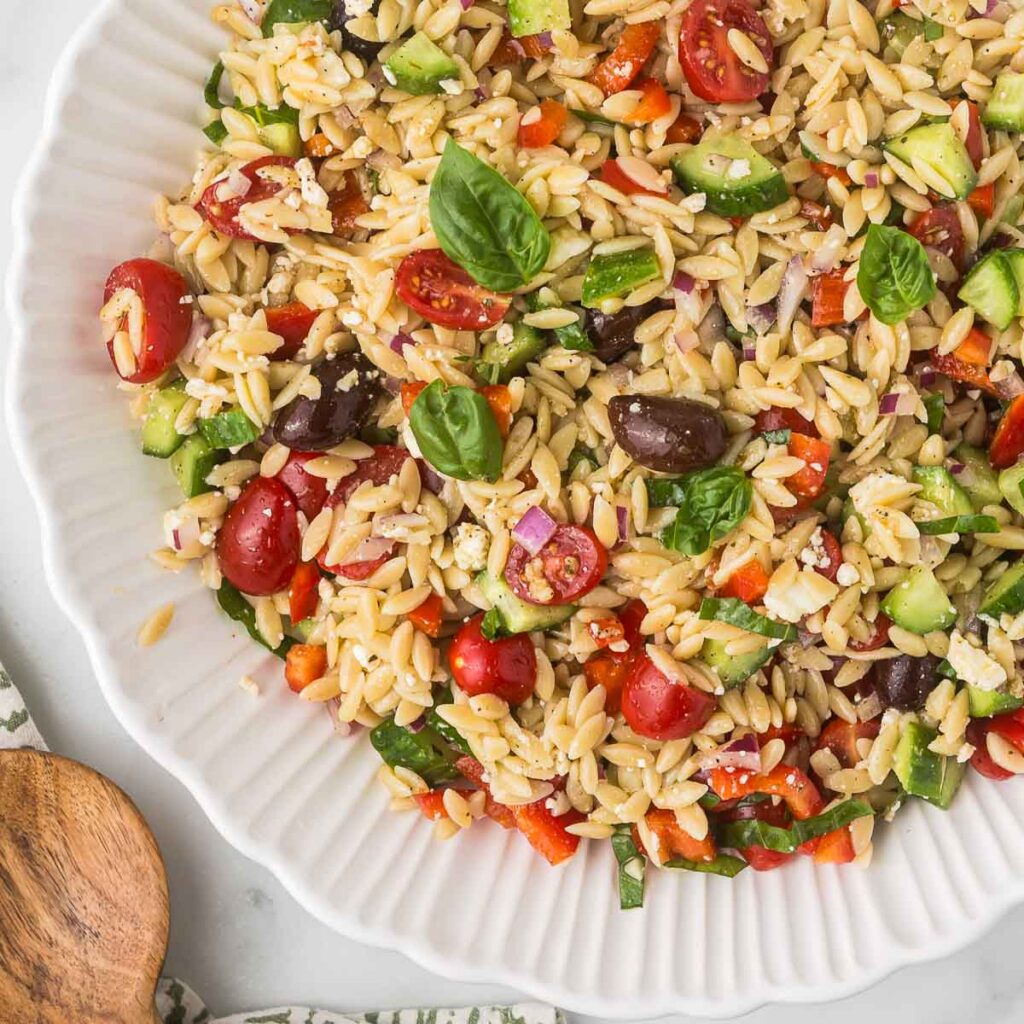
[408,592,444,638]
[718,559,770,604]
[931,347,999,397]
[964,101,984,169]
[518,99,568,148]
[787,433,831,501]
[811,161,852,187]
[811,269,851,328]
[284,644,328,694]
[803,825,857,863]
[583,650,634,715]
[511,801,585,865]
[288,561,321,624]
[455,756,516,829]
[622,78,672,125]
[414,790,449,821]
[956,327,993,367]
[801,200,833,231]
[636,808,717,864]
[990,394,1024,470]
[597,158,664,196]
[848,612,891,652]
[814,719,880,771]
[589,22,661,96]
[968,183,995,219]
[708,764,825,820]
[266,302,319,359]
[665,113,702,144]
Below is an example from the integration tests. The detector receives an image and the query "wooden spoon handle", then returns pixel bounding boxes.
[0,749,170,1024]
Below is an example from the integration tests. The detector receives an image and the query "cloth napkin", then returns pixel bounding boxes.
[0,657,562,1024]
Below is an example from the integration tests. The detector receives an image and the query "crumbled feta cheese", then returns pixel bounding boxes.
[453,523,490,572]
[727,159,751,180]
[798,527,830,571]
[947,629,1007,692]
[296,157,329,209]
[763,562,839,623]
[335,368,360,392]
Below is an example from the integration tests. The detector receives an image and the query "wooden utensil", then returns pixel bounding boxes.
[0,748,169,1024]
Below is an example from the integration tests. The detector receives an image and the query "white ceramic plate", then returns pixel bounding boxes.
[8,0,1024,1016]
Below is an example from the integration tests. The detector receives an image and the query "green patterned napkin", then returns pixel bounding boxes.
[0,657,561,1024]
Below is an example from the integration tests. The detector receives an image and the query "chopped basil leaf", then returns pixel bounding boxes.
[762,428,791,444]
[426,687,472,755]
[262,0,333,34]
[936,658,957,680]
[699,597,797,641]
[369,719,460,786]
[480,607,504,640]
[917,514,1000,535]
[664,853,747,877]
[611,825,646,910]
[649,467,753,557]
[856,224,936,326]
[923,391,944,434]
[216,583,295,659]
[716,800,873,854]
[567,445,598,474]
[205,61,227,109]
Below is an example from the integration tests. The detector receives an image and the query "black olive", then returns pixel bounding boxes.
[873,655,941,712]
[607,395,728,474]
[584,301,660,364]
[329,0,384,63]
[272,351,384,451]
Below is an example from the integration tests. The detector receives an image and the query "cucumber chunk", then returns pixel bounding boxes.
[912,465,974,517]
[798,130,850,167]
[670,134,788,217]
[882,123,977,201]
[878,11,942,58]
[998,463,1024,517]
[968,686,1024,718]
[170,435,224,498]
[259,121,302,156]
[476,571,575,634]
[478,321,549,383]
[881,565,956,635]
[980,560,1024,618]
[892,721,965,809]
[983,71,1024,133]
[700,637,771,688]
[507,0,570,37]
[1002,195,1024,228]
[142,380,189,458]
[384,32,459,95]
[1002,249,1024,317]
[197,409,262,449]
[581,247,661,308]
[958,251,1019,330]
[954,444,1003,510]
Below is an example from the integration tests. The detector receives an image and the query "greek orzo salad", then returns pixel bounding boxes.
[100,0,1024,906]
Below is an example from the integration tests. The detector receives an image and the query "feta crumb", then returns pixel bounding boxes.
[452,523,490,572]
[947,629,1007,691]
[335,368,360,392]
[798,527,830,571]
[727,159,751,180]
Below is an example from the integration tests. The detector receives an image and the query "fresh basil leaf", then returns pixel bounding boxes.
[611,825,646,910]
[263,0,333,34]
[650,467,753,557]
[409,380,504,482]
[717,800,873,853]
[429,141,551,292]
[917,514,1000,535]
[699,597,797,641]
[567,445,598,474]
[525,291,593,352]
[936,658,957,680]
[216,583,295,659]
[761,428,791,444]
[204,120,230,146]
[369,719,460,786]
[923,391,944,434]
[857,224,936,325]
[426,687,472,755]
[205,61,227,109]
[570,108,618,129]
[479,606,504,640]
[698,791,722,810]
[664,854,747,878]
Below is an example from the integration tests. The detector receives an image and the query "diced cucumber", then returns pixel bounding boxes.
[141,380,189,458]
[670,133,789,217]
[798,130,850,167]
[507,0,570,37]
[476,571,575,633]
[878,11,942,58]
[841,495,870,537]
[170,435,224,498]
[892,721,965,809]
[383,32,459,95]
[1002,249,1024,317]
[968,686,1024,718]
[700,637,771,689]
[291,617,317,641]
[983,72,1024,133]
[197,409,262,450]
[525,291,591,351]
[999,463,1024,516]
[479,322,548,383]
[980,560,1024,617]
[259,121,302,156]
[958,251,1020,330]
[581,247,661,308]
[882,123,977,201]
[954,444,1003,510]
[912,465,973,517]
[881,565,956,635]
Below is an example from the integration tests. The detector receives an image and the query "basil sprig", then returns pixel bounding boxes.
[716,800,873,854]
[664,853,748,877]
[648,466,752,557]
[917,514,1000,535]
[857,224,936,325]
[409,380,503,482]
[699,597,797,641]
[429,142,551,292]
[262,0,333,34]
[611,825,646,910]
[369,718,461,786]
[216,583,295,659]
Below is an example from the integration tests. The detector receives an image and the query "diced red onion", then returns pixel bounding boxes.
[743,345,757,361]
[535,30,553,48]
[616,505,629,543]
[776,256,808,337]
[809,224,845,274]
[995,370,1024,400]
[696,734,762,773]
[407,714,428,732]
[919,366,936,388]
[856,691,883,722]
[390,332,413,355]
[474,85,489,101]
[382,375,402,395]
[512,505,558,555]
[223,166,253,200]
[417,460,445,494]
[879,391,916,416]
[673,271,696,294]
[797,627,817,647]
[674,329,700,354]
[335,104,358,129]
[864,171,879,188]
[506,38,527,58]
[346,536,397,563]
[949,461,965,475]
[325,698,354,737]
[747,301,776,335]
[367,149,401,170]
[460,0,474,8]
[169,516,201,554]
[182,314,212,363]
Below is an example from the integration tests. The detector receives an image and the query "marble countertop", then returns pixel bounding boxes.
[2,3,1024,1021]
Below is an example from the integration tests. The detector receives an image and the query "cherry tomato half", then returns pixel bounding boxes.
[753,406,819,438]
[814,529,843,583]
[395,250,511,331]
[448,613,537,704]
[597,158,666,196]
[989,394,1024,470]
[814,718,879,770]
[665,112,703,144]
[787,433,831,500]
[589,22,662,96]
[908,205,966,270]
[966,718,1014,780]
[197,156,297,240]
[848,612,891,653]
[266,302,318,359]
[329,169,370,237]
[679,0,773,104]
[288,560,321,623]
[103,258,193,384]
[276,450,330,520]
[504,525,608,606]
[217,477,300,596]
[621,656,716,740]
[964,100,984,169]
[326,444,411,508]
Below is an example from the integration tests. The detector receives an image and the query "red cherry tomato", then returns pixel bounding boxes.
[597,158,665,196]
[395,250,511,331]
[266,302,318,359]
[814,718,880,770]
[448,614,537,705]
[217,477,300,596]
[679,0,773,103]
[753,406,818,438]
[622,78,672,125]
[288,560,321,623]
[589,22,662,96]
[102,259,193,384]
[408,592,444,637]
[414,790,449,821]
[197,156,297,240]
[329,169,370,237]
[743,845,792,870]
[964,100,984,169]
[665,112,703,144]
[811,269,851,328]
[276,450,331,520]
[966,719,1014,780]
[848,612,891,653]
[989,394,1024,469]
[326,445,412,508]
[492,31,554,63]
[284,643,327,693]
[504,525,608,606]
[814,529,843,583]
[518,99,568,148]
[621,656,716,740]
[787,433,831,500]
[908,205,966,270]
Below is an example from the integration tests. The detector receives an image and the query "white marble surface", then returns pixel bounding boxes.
[2,3,1024,1021]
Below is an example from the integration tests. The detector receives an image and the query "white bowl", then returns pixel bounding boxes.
[8,0,1024,1016]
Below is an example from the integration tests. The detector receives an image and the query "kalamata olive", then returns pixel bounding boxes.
[330,0,384,62]
[584,301,660,363]
[273,351,383,451]
[607,394,728,473]
[873,655,940,711]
